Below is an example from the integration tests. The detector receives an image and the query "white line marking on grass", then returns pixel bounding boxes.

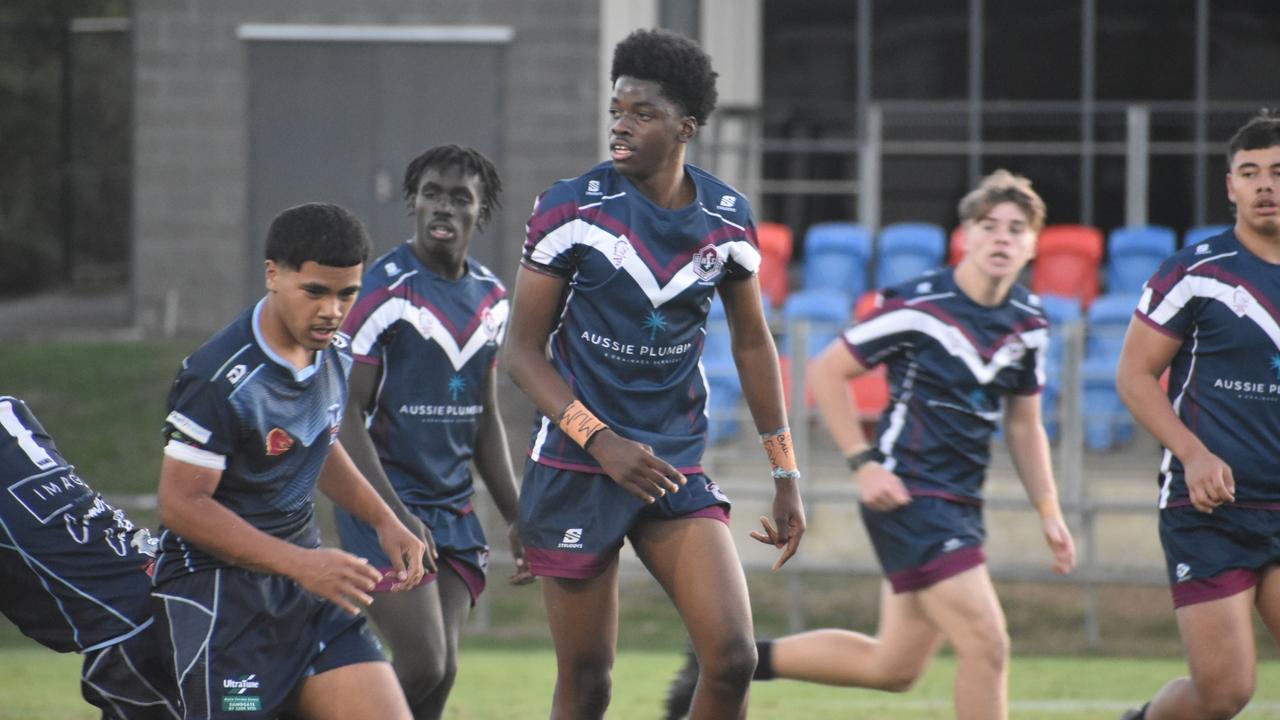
[798,699,1280,714]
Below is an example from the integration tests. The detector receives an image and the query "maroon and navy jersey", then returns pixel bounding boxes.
[1135,229,1280,506]
[341,243,507,513]
[520,162,760,473]
[0,396,158,653]
[842,269,1048,501]
[155,299,351,582]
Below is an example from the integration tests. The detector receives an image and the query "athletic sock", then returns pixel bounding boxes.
[753,639,775,681]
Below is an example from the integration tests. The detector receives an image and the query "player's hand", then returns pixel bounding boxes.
[293,547,384,615]
[856,463,912,512]
[1182,446,1235,514]
[750,481,806,570]
[1041,515,1076,575]
[507,522,536,586]
[588,430,686,503]
[375,514,430,591]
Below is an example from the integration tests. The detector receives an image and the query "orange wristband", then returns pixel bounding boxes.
[1035,498,1063,520]
[760,428,798,473]
[558,400,608,450]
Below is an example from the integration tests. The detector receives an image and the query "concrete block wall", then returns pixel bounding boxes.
[133,0,602,335]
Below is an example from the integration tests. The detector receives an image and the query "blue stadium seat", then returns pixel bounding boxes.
[1035,294,1083,441]
[1183,224,1231,249]
[1081,293,1141,451]
[1106,225,1176,294]
[801,222,870,300]
[875,222,946,289]
[703,296,739,443]
[779,289,851,362]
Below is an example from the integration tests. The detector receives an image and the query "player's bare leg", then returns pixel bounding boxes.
[769,579,944,690]
[632,516,756,720]
[364,579,447,718]
[1144,588,1258,720]
[915,565,1009,720]
[413,566,473,719]
[291,661,411,720]
[542,556,621,720]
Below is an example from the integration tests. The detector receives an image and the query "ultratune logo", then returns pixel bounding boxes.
[558,528,584,549]
[692,245,724,282]
[223,675,261,694]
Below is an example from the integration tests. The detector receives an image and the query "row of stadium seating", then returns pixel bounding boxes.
[707,221,1231,448]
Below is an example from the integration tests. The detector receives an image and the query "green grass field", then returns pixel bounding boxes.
[3,635,1280,719]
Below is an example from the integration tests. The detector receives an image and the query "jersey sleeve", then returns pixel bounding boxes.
[721,199,760,283]
[521,181,581,278]
[1134,254,1198,340]
[839,292,916,368]
[1013,320,1048,396]
[161,362,238,471]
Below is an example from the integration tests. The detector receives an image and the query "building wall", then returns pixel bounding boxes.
[133,0,602,334]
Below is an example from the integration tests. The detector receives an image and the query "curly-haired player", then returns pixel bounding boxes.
[506,28,805,720]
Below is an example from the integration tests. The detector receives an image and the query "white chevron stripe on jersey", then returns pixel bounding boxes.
[349,297,509,371]
[845,308,1047,384]
[530,218,762,308]
[1144,273,1280,352]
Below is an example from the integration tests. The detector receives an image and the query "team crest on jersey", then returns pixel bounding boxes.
[611,238,631,268]
[1231,287,1252,317]
[1002,339,1026,361]
[692,245,724,282]
[265,427,294,456]
[417,307,436,335]
[481,307,500,342]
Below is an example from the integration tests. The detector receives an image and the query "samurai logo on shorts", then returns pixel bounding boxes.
[692,245,724,282]
[559,528,584,549]
[264,428,293,456]
[1175,562,1192,582]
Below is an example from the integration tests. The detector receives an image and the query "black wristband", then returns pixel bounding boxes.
[845,447,884,472]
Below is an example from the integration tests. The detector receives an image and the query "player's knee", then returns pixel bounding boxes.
[953,625,1009,673]
[698,635,757,692]
[564,665,612,717]
[1195,676,1253,719]
[393,648,449,704]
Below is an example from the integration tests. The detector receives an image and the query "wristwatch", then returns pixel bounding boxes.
[845,447,884,472]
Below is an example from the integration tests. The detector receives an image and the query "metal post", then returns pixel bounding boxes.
[1193,0,1210,227]
[1080,0,1096,225]
[786,319,811,634]
[1126,105,1150,228]
[858,105,882,237]
[60,15,75,283]
[967,0,984,183]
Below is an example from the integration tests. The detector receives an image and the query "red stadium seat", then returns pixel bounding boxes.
[755,222,793,307]
[948,225,966,266]
[1031,224,1104,307]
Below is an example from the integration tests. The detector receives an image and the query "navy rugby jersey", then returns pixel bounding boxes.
[521,162,760,473]
[843,269,1048,501]
[341,243,507,513]
[1135,229,1280,506]
[155,298,352,582]
[0,396,157,652]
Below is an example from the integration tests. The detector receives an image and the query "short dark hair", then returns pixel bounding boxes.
[264,202,370,269]
[610,28,718,126]
[1226,109,1280,170]
[402,144,503,229]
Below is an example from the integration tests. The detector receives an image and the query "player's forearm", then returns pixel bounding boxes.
[474,409,520,525]
[337,407,412,521]
[1004,416,1060,509]
[505,342,579,421]
[731,332,788,433]
[1116,368,1205,463]
[158,493,306,576]
[317,441,399,530]
[810,347,871,454]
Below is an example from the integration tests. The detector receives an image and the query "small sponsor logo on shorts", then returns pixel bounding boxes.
[265,427,293,456]
[1175,562,1192,582]
[221,674,262,711]
[559,528,584,549]
[942,538,963,553]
